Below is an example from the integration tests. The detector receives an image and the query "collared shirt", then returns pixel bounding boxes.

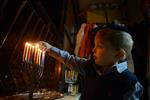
[48,47,143,100]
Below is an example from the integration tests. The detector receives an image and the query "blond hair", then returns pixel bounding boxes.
[97,28,133,57]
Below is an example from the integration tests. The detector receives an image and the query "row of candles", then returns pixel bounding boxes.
[22,42,45,67]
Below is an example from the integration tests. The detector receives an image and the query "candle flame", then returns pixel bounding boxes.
[22,42,46,67]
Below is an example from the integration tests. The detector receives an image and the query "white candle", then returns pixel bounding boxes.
[25,43,29,62]
[41,51,45,66]
[28,44,32,63]
[22,42,27,62]
[38,49,41,66]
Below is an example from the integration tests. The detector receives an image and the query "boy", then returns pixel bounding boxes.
[38,28,143,100]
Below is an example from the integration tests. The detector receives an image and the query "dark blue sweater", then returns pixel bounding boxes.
[80,60,138,100]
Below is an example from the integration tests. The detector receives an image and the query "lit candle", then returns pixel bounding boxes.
[28,44,32,63]
[34,47,37,64]
[22,42,46,66]
[22,42,27,62]
[25,43,29,62]
[36,48,39,65]
[40,50,42,66]
[41,51,45,66]
[38,49,41,66]
[34,44,38,64]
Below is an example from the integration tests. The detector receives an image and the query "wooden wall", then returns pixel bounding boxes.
[0,0,62,96]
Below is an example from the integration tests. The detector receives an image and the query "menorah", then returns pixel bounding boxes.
[22,42,45,100]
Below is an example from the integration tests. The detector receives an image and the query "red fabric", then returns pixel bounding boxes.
[78,24,95,58]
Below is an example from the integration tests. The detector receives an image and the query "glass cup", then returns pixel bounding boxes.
[65,69,78,95]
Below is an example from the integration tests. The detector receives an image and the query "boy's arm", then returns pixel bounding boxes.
[47,47,87,74]
[38,41,88,74]
[123,82,143,100]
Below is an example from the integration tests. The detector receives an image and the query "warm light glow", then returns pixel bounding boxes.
[22,42,46,67]
[58,65,61,73]
[35,44,39,48]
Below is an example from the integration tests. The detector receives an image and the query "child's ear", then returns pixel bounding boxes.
[115,49,126,60]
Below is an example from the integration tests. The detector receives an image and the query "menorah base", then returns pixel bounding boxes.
[28,81,36,100]
[29,95,33,100]
[29,91,33,100]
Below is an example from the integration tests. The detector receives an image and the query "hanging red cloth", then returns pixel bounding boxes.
[78,23,95,58]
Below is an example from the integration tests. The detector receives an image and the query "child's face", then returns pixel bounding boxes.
[93,33,118,67]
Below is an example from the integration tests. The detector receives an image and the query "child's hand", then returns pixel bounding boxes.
[38,41,53,51]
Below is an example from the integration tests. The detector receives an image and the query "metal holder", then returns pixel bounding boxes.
[22,42,45,100]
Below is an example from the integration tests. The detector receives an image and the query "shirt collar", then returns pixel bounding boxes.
[94,61,128,76]
[114,61,128,73]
